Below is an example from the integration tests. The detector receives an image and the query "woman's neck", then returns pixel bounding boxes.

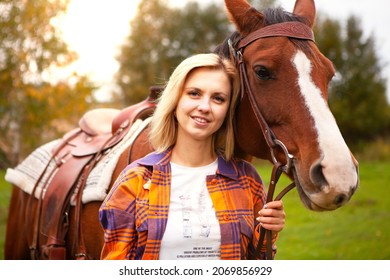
[171,139,216,167]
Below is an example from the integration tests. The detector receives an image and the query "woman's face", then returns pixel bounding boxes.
[175,67,231,145]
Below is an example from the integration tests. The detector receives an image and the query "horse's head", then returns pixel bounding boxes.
[217,0,359,211]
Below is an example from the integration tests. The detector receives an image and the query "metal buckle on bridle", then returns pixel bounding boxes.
[270,139,294,173]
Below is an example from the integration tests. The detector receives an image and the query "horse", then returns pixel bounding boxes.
[4,0,359,260]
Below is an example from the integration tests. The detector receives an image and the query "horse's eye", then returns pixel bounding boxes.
[254,66,272,80]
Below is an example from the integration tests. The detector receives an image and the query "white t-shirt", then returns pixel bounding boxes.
[158,159,221,260]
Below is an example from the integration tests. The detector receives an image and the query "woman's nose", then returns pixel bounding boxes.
[197,98,211,112]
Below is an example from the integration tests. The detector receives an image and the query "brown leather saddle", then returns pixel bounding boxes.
[26,86,161,260]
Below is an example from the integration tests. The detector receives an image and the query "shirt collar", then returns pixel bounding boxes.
[136,148,239,180]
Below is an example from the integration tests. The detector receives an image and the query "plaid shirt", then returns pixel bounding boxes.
[99,148,277,260]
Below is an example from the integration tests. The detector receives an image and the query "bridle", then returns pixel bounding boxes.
[228,21,315,259]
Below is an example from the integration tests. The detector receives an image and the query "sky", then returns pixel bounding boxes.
[58,0,390,102]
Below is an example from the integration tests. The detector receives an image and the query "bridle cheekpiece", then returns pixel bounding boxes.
[229,21,315,259]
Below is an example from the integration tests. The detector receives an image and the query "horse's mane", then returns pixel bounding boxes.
[214,7,313,59]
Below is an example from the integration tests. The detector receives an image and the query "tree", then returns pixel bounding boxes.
[115,0,233,105]
[0,0,96,165]
[314,14,390,145]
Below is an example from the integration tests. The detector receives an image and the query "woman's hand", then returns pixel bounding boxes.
[256,200,286,232]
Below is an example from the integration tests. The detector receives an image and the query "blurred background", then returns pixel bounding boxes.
[1,0,389,259]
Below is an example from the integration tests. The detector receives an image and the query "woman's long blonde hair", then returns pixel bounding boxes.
[149,53,240,160]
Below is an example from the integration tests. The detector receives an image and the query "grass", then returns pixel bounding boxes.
[1,160,389,260]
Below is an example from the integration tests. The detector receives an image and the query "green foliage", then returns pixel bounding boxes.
[355,137,390,161]
[20,76,97,155]
[0,0,96,165]
[315,15,390,146]
[115,0,233,105]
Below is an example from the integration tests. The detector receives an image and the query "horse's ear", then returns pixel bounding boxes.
[292,0,316,27]
[224,0,264,35]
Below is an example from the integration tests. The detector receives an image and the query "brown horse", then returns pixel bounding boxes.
[4,0,359,260]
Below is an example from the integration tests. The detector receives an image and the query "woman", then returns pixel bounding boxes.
[99,53,285,260]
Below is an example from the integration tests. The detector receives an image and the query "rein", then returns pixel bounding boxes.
[229,21,315,259]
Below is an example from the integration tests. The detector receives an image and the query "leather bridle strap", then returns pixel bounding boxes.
[229,21,315,259]
[236,52,277,150]
[237,21,315,50]
[257,163,296,259]
[233,21,315,154]
[236,44,296,259]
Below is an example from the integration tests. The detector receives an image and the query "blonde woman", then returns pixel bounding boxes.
[99,53,285,260]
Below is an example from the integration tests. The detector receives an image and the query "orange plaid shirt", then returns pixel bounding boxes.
[99,148,277,260]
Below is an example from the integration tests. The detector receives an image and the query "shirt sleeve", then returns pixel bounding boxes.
[99,167,143,260]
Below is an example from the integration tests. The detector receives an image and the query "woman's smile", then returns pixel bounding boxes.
[191,116,210,126]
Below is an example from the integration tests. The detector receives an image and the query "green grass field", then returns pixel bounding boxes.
[1,160,389,260]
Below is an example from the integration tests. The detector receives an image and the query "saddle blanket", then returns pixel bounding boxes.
[5,117,151,205]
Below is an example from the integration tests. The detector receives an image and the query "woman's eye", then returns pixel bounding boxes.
[254,66,272,80]
[188,90,200,97]
[213,96,225,103]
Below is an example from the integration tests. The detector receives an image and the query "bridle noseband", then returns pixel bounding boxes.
[229,21,315,259]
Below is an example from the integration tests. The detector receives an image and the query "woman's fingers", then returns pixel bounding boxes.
[265,200,284,210]
[257,200,286,232]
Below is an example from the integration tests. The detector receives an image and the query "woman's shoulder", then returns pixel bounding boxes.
[231,157,257,171]
[118,150,170,180]
[228,157,263,181]
[129,149,171,168]
[217,155,259,176]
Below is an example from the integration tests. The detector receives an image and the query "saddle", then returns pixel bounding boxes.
[26,86,161,260]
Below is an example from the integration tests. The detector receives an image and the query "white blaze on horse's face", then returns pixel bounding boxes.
[292,50,359,210]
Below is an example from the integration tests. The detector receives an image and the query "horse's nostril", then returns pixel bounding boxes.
[310,161,328,188]
[334,194,347,206]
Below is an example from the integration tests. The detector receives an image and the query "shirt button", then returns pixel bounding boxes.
[223,214,229,221]
[136,220,141,228]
